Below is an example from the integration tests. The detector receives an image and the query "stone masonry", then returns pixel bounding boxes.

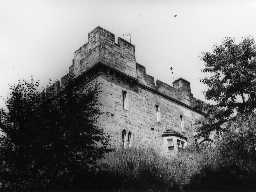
[46,26,205,156]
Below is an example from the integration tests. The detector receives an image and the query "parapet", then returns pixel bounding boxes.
[70,26,137,79]
[117,37,135,55]
[60,26,201,111]
[136,63,193,106]
[173,78,192,97]
[88,26,115,45]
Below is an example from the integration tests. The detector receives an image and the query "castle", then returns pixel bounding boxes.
[46,26,205,156]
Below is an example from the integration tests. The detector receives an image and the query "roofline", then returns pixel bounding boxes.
[67,63,206,116]
[173,78,190,84]
[162,133,188,141]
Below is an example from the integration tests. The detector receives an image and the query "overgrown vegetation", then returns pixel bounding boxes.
[1,36,256,191]
[0,78,109,191]
[190,113,256,190]
[193,36,256,190]
[199,37,256,139]
[96,148,202,191]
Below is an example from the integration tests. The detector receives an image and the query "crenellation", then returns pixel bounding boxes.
[173,78,192,97]
[60,26,198,111]
[117,37,135,56]
[71,26,137,78]
[136,63,146,74]
[156,80,179,100]
[135,64,193,106]
[144,74,156,89]
[136,63,147,84]
[50,26,206,156]
[88,26,115,45]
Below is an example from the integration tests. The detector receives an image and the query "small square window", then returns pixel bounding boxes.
[177,139,185,150]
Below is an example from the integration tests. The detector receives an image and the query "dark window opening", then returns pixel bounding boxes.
[155,104,161,122]
[167,138,174,150]
[127,131,132,147]
[122,129,126,148]
[180,114,184,132]
[177,139,185,150]
[122,90,128,110]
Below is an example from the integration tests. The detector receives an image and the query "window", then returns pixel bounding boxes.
[122,90,128,110]
[167,138,174,150]
[180,115,184,132]
[122,129,127,148]
[155,105,161,122]
[177,139,181,149]
[122,130,132,148]
[177,139,185,150]
[127,131,132,147]
[181,140,185,148]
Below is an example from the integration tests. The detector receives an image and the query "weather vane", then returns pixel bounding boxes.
[170,66,174,75]
[170,66,175,83]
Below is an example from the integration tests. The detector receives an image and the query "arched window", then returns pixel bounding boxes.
[127,131,132,147]
[122,129,127,148]
[177,139,185,150]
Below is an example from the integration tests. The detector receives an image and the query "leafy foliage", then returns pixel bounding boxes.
[200,37,256,137]
[191,113,256,190]
[0,78,109,191]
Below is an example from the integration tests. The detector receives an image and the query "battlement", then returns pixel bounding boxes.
[88,26,115,44]
[45,26,202,112]
[173,78,192,96]
[69,26,136,79]
[136,62,192,105]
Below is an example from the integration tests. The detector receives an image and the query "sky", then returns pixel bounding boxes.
[1,0,256,107]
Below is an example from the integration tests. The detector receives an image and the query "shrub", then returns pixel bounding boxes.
[96,147,203,191]
[190,113,256,190]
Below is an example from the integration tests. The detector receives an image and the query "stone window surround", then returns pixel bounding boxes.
[155,104,161,122]
[164,136,187,152]
[122,90,128,110]
[121,129,132,148]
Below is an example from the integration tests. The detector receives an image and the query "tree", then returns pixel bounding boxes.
[190,113,256,190]
[216,114,256,171]
[199,37,256,138]
[0,78,109,191]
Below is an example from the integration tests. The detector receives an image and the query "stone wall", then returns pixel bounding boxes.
[44,26,206,155]
[70,26,137,79]
[90,72,203,155]
[47,26,204,115]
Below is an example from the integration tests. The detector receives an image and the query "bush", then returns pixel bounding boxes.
[190,113,256,190]
[96,147,203,191]
[0,79,109,191]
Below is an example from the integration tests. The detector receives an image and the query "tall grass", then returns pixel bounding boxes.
[96,147,203,191]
